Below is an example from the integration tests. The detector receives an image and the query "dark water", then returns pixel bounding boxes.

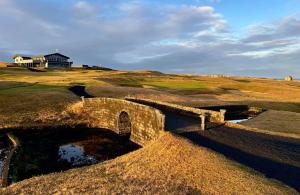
[8,128,140,184]
[227,117,252,123]
[68,85,94,98]
[196,105,260,120]
[0,135,11,177]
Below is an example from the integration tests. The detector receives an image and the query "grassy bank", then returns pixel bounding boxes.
[0,67,300,193]
[1,133,297,194]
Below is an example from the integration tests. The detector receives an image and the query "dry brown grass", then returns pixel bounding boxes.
[1,68,300,194]
[241,110,300,136]
[0,89,80,129]
[0,62,10,68]
[1,68,300,104]
[86,85,189,102]
[1,132,296,195]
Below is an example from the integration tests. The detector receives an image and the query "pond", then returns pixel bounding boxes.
[5,127,140,185]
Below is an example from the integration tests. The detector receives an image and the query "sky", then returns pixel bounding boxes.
[0,0,300,78]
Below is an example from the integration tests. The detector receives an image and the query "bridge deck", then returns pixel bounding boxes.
[126,98,225,132]
[155,110,201,132]
[125,99,203,132]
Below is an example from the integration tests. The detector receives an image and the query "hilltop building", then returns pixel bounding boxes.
[13,53,73,68]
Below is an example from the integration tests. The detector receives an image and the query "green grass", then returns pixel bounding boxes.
[294,102,300,110]
[0,84,66,95]
[116,79,144,87]
[101,76,208,90]
[141,80,207,90]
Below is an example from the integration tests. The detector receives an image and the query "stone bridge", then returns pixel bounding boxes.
[82,98,165,146]
[82,97,225,146]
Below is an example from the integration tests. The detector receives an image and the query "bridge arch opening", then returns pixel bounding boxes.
[118,111,131,136]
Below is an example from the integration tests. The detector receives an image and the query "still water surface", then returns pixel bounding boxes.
[6,128,139,184]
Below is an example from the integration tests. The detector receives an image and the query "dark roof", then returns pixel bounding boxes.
[44,53,70,59]
[13,53,70,60]
[13,54,31,59]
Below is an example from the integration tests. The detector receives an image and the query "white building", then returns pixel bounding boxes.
[13,53,73,68]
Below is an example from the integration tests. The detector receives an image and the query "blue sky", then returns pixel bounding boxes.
[0,0,300,78]
[215,0,300,31]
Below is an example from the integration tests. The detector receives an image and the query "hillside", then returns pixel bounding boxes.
[0,62,16,68]
[1,132,296,194]
[0,67,300,194]
[0,62,9,67]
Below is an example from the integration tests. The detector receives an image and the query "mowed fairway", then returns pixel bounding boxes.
[1,67,300,103]
[1,67,300,194]
[1,67,300,134]
[1,67,300,132]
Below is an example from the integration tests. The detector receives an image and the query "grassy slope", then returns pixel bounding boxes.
[0,67,300,193]
[241,110,300,135]
[1,132,296,195]
[1,67,300,133]
[0,62,11,68]
[1,67,300,102]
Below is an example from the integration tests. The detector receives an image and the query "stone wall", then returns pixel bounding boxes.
[82,97,165,146]
[125,97,226,123]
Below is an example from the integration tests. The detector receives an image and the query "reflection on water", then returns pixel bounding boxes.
[0,149,10,176]
[228,117,252,124]
[0,135,10,177]
[58,144,98,166]
[8,128,140,184]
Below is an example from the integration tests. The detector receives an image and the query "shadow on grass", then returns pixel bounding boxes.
[27,68,47,72]
[69,85,95,98]
[180,130,300,192]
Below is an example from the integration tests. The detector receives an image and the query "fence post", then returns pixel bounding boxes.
[200,115,206,131]
[220,109,226,123]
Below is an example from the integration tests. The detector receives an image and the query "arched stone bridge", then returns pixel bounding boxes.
[82,97,225,146]
[82,98,165,146]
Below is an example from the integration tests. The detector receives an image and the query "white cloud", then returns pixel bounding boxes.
[74,1,94,11]
[0,0,299,78]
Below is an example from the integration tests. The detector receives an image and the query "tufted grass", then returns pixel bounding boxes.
[0,67,300,193]
[141,79,207,90]
[0,84,65,95]
[0,132,297,194]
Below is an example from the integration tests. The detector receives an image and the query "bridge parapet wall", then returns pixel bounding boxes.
[82,97,165,146]
[125,97,226,123]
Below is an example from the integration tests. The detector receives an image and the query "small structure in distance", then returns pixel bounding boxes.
[13,53,73,68]
[285,75,293,81]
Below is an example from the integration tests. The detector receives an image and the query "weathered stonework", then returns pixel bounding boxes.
[125,97,226,123]
[82,97,227,146]
[83,98,165,146]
